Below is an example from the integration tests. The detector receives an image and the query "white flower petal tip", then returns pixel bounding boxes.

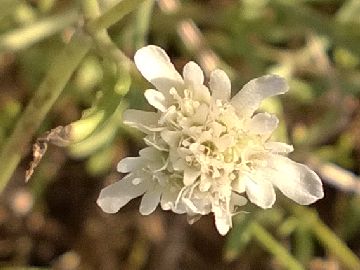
[216,222,230,236]
[97,178,146,214]
[117,157,142,173]
[183,61,204,86]
[214,211,231,236]
[245,178,276,209]
[144,89,167,112]
[96,185,125,214]
[139,187,162,215]
[268,156,324,205]
[122,109,160,133]
[96,45,323,236]
[248,112,279,135]
[209,69,231,101]
[134,45,183,93]
[265,142,294,154]
[295,165,324,204]
[231,74,289,117]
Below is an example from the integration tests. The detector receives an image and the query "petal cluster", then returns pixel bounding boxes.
[97,45,324,235]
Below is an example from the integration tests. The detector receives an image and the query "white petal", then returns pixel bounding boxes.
[144,89,167,112]
[160,189,177,211]
[117,157,143,173]
[209,69,231,101]
[139,185,162,215]
[183,61,204,86]
[231,75,288,118]
[248,112,279,134]
[187,214,202,225]
[214,206,231,236]
[183,198,199,213]
[191,103,209,125]
[184,166,201,186]
[134,45,183,94]
[230,193,247,212]
[210,122,226,138]
[160,130,181,147]
[144,133,168,151]
[266,155,324,205]
[232,177,246,193]
[245,175,276,209]
[97,175,147,213]
[173,158,186,171]
[265,142,294,154]
[231,192,247,206]
[214,134,234,152]
[169,148,181,166]
[139,146,160,160]
[192,84,211,104]
[199,175,212,192]
[191,195,212,215]
[123,109,161,133]
[139,148,166,172]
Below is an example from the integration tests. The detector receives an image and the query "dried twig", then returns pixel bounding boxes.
[25,126,71,182]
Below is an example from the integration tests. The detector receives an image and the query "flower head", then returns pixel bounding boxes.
[97,45,324,235]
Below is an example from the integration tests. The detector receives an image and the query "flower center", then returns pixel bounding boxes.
[163,88,264,183]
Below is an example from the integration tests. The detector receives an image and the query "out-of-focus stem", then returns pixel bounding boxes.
[251,222,305,270]
[0,0,145,192]
[0,9,78,52]
[289,205,360,270]
[134,0,155,49]
[294,224,313,266]
[0,32,91,192]
[87,0,146,33]
[81,0,133,70]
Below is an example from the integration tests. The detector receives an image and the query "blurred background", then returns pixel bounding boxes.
[1,0,360,269]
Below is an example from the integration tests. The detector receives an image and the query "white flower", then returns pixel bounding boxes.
[97,45,324,235]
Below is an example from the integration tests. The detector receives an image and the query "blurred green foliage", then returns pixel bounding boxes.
[0,0,360,269]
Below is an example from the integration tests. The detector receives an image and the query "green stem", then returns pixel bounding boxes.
[0,0,145,193]
[133,0,155,49]
[289,205,360,270]
[294,223,313,266]
[0,9,78,52]
[81,0,132,70]
[251,222,304,270]
[0,32,92,192]
[87,0,146,33]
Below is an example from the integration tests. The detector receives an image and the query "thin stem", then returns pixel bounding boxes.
[81,0,133,70]
[0,32,92,192]
[133,0,155,49]
[289,205,360,270]
[251,222,305,270]
[88,0,146,33]
[0,0,145,193]
[294,224,313,266]
[66,0,132,145]
[0,9,78,52]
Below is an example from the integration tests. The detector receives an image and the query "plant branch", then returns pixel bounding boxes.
[0,9,78,52]
[0,0,145,192]
[87,0,146,33]
[288,204,360,270]
[251,222,305,270]
[0,32,91,192]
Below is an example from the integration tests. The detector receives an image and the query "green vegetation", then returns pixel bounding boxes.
[0,0,360,269]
